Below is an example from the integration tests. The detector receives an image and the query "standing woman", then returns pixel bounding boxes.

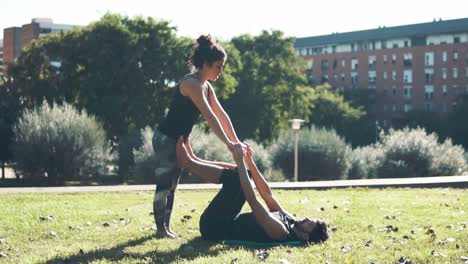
[152,35,251,238]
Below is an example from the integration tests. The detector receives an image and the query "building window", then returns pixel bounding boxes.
[404,85,412,99]
[453,51,459,61]
[425,68,434,84]
[383,55,387,64]
[351,58,358,70]
[392,54,397,64]
[453,67,458,79]
[321,60,329,72]
[404,40,409,47]
[321,74,329,83]
[332,59,337,70]
[383,72,388,80]
[403,53,412,67]
[453,84,459,95]
[425,85,434,100]
[332,45,336,54]
[351,72,359,88]
[442,51,447,62]
[368,71,377,83]
[425,52,435,66]
[404,104,412,112]
[454,37,460,43]
[442,68,447,80]
[333,73,338,81]
[392,85,397,96]
[425,103,434,112]
[368,55,376,68]
[443,85,447,96]
[452,102,457,111]
[341,59,345,68]
[392,71,397,81]
[403,70,413,84]
[341,73,345,81]
[382,41,387,49]
[383,89,388,96]
[392,104,397,112]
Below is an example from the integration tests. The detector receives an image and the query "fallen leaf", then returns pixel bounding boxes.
[183,215,192,220]
[149,211,154,216]
[278,258,291,264]
[191,209,196,213]
[431,250,447,257]
[330,227,338,232]
[446,224,454,229]
[286,249,293,254]
[49,231,59,239]
[341,246,351,253]
[125,208,129,211]
[39,215,54,221]
[79,249,84,254]
[231,257,238,264]
[402,235,410,240]
[0,239,5,244]
[456,244,462,250]
[397,256,413,264]
[86,221,92,226]
[0,252,7,258]
[254,249,269,261]
[364,240,372,247]
[333,205,338,209]
[103,222,110,227]
[344,208,350,213]
[461,256,468,262]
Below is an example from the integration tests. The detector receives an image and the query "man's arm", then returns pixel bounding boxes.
[244,156,284,212]
[231,145,288,241]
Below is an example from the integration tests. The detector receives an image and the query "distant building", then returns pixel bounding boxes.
[2,18,76,68]
[0,39,3,78]
[295,17,468,127]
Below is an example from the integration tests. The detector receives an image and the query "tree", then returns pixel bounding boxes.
[224,31,312,143]
[0,76,23,179]
[7,14,193,181]
[307,85,366,146]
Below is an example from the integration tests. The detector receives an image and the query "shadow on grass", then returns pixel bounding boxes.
[44,235,230,264]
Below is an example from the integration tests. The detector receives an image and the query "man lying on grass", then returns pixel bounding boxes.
[175,138,329,244]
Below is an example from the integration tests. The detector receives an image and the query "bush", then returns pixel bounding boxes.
[12,101,112,185]
[377,127,466,178]
[133,126,157,183]
[271,126,351,181]
[133,125,282,183]
[348,145,383,179]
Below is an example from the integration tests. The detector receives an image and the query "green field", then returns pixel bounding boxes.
[0,188,466,263]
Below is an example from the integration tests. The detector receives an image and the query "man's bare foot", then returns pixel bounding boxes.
[155,228,177,239]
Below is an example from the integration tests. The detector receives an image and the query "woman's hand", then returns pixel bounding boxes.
[228,143,245,165]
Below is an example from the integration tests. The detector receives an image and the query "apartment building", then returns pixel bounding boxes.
[295,18,468,126]
[3,18,76,66]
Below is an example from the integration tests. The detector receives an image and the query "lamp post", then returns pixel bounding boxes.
[375,120,379,142]
[289,119,304,182]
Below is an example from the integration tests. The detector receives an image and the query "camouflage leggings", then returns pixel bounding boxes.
[152,128,183,229]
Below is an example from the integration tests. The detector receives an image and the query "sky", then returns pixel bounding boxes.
[1,0,467,42]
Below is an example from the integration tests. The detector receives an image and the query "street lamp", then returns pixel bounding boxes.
[289,119,304,182]
[375,120,380,142]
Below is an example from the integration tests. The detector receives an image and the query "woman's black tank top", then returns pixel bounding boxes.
[158,77,201,140]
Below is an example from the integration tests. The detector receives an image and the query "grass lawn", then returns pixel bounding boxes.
[0,188,466,263]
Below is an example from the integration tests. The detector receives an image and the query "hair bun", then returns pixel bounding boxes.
[196,35,213,47]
